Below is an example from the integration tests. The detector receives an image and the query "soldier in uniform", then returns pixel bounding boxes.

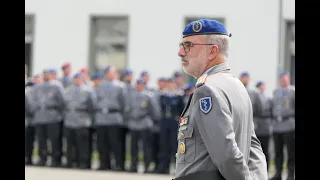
[149,77,167,173]
[127,78,158,173]
[174,71,186,93]
[239,72,263,126]
[254,81,273,170]
[64,73,96,169]
[174,19,268,180]
[270,72,295,180]
[60,62,72,88]
[122,69,135,171]
[155,78,184,174]
[80,67,94,86]
[25,74,42,165]
[94,66,127,171]
[32,69,65,167]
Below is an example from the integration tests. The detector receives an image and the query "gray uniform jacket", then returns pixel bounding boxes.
[59,76,72,88]
[124,82,135,127]
[255,93,273,136]
[272,86,295,133]
[94,80,126,126]
[128,90,157,130]
[25,87,33,127]
[175,63,268,180]
[247,88,263,131]
[32,81,65,124]
[64,84,96,128]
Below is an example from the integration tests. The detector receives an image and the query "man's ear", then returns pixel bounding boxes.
[208,45,219,61]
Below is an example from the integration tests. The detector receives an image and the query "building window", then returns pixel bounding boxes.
[89,16,129,74]
[182,17,225,84]
[284,22,295,85]
[25,15,35,76]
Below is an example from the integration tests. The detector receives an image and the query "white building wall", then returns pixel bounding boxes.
[25,0,295,95]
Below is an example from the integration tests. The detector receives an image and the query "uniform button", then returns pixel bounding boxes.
[180,132,185,138]
[175,153,178,158]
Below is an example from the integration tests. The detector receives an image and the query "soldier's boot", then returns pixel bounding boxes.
[286,171,295,180]
[270,174,282,180]
[36,159,46,166]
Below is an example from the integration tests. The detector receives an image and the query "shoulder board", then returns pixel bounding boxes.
[195,74,208,88]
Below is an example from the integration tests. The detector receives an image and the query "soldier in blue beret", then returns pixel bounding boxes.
[270,71,295,180]
[175,19,267,180]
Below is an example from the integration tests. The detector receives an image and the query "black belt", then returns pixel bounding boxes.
[98,108,120,113]
[173,171,225,180]
[277,115,294,121]
[67,108,89,112]
[39,106,59,111]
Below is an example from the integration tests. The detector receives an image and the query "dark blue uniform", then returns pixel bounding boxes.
[156,92,184,173]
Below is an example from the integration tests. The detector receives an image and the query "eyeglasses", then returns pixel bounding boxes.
[179,41,215,53]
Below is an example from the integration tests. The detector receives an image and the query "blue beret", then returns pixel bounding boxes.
[183,19,231,38]
[136,78,145,84]
[184,83,195,92]
[73,72,83,79]
[280,71,290,78]
[255,81,264,88]
[91,72,101,80]
[43,69,51,73]
[49,68,57,73]
[174,71,183,77]
[140,71,148,76]
[240,71,250,77]
[123,69,133,76]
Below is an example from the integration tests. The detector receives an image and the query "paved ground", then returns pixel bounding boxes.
[26,164,288,180]
[25,166,172,180]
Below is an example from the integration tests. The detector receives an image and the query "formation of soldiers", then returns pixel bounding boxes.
[25,63,294,178]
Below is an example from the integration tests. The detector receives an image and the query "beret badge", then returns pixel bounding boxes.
[192,21,202,32]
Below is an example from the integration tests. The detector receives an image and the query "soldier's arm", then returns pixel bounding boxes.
[194,85,251,180]
[56,85,66,111]
[247,127,268,180]
[118,86,127,113]
[254,92,263,118]
[148,94,161,120]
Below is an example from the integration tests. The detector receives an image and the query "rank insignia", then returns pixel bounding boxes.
[199,97,212,114]
[195,74,208,88]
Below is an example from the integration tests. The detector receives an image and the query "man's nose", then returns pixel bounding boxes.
[178,47,186,57]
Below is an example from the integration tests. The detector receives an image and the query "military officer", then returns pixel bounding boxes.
[64,73,96,169]
[254,81,273,170]
[155,77,184,174]
[175,19,268,180]
[127,78,158,172]
[32,69,65,167]
[60,62,73,88]
[174,71,186,93]
[239,72,263,126]
[149,77,167,173]
[94,66,127,171]
[270,72,295,180]
[122,69,135,170]
[25,74,43,165]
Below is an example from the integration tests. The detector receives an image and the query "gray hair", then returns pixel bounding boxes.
[201,34,230,58]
